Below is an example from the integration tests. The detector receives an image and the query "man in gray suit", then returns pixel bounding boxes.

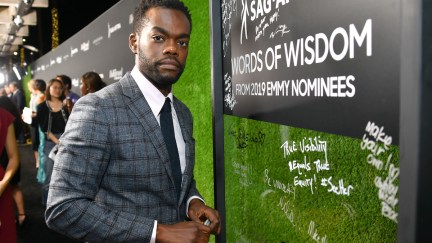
[45,0,221,242]
[8,81,26,144]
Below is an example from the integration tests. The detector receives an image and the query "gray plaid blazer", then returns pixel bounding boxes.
[45,72,202,242]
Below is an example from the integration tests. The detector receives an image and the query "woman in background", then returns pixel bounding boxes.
[28,79,43,168]
[0,107,19,243]
[36,79,68,206]
[33,80,47,186]
[0,96,26,227]
[80,71,106,96]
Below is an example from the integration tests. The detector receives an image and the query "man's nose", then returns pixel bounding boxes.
[163,41,178,56]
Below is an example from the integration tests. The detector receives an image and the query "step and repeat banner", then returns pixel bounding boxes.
[30,0,140,94]
[215,0,400,242]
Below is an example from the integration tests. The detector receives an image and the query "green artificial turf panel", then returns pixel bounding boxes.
[224,115,399,242]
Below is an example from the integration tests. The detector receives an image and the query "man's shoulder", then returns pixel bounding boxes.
[101,72,140,99]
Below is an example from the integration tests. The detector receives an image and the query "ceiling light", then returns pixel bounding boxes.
[17,0,34,16]
[13,66,22,80]
[13,15,23,27]
[0,73,5,85]
[8,35,16,42]
[23,45,39,52]
[23,0,34,5]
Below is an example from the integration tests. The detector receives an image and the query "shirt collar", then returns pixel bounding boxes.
[131,66,174,117]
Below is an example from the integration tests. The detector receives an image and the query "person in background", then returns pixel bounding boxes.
[0,106,20,243]
[0,86,7,96]
[0,96,27,228]
[28,79,41,168]
[56,74,80,104]
[33,80,47,186]
[56,75,79,114]
[36,79,69,206]
[63,97,73,114]
[8,82,25,114]
[4,84,12,98]
[45,0,221,242]
[80,71,107,96]
[8,82,26,144]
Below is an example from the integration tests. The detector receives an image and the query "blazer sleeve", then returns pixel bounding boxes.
[17,90,25,112]
[45,94,154,242]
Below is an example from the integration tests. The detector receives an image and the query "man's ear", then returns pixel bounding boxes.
[129,33,138,54]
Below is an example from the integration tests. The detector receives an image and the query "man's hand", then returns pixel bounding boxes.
[156,221,210,243]
[156,200,221,242]
[188,199,221,235]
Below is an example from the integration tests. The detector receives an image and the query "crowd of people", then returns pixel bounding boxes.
[0,71,106,242]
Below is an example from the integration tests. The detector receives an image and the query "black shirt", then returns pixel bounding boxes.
[37,101,69,134]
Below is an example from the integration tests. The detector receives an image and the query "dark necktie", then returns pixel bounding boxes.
[160,98,182,199]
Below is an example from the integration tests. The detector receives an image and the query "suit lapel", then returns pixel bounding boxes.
[173,98,194,203]
[120,73,176,190]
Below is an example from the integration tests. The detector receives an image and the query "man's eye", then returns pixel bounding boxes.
[153,36,164,41]
[178,40,189,47]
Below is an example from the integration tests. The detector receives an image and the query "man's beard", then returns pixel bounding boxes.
[138,51,185,87]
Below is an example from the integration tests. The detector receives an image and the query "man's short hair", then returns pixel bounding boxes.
[133,0,192,34]
[56,74,72,90]
[9,81,19,88]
